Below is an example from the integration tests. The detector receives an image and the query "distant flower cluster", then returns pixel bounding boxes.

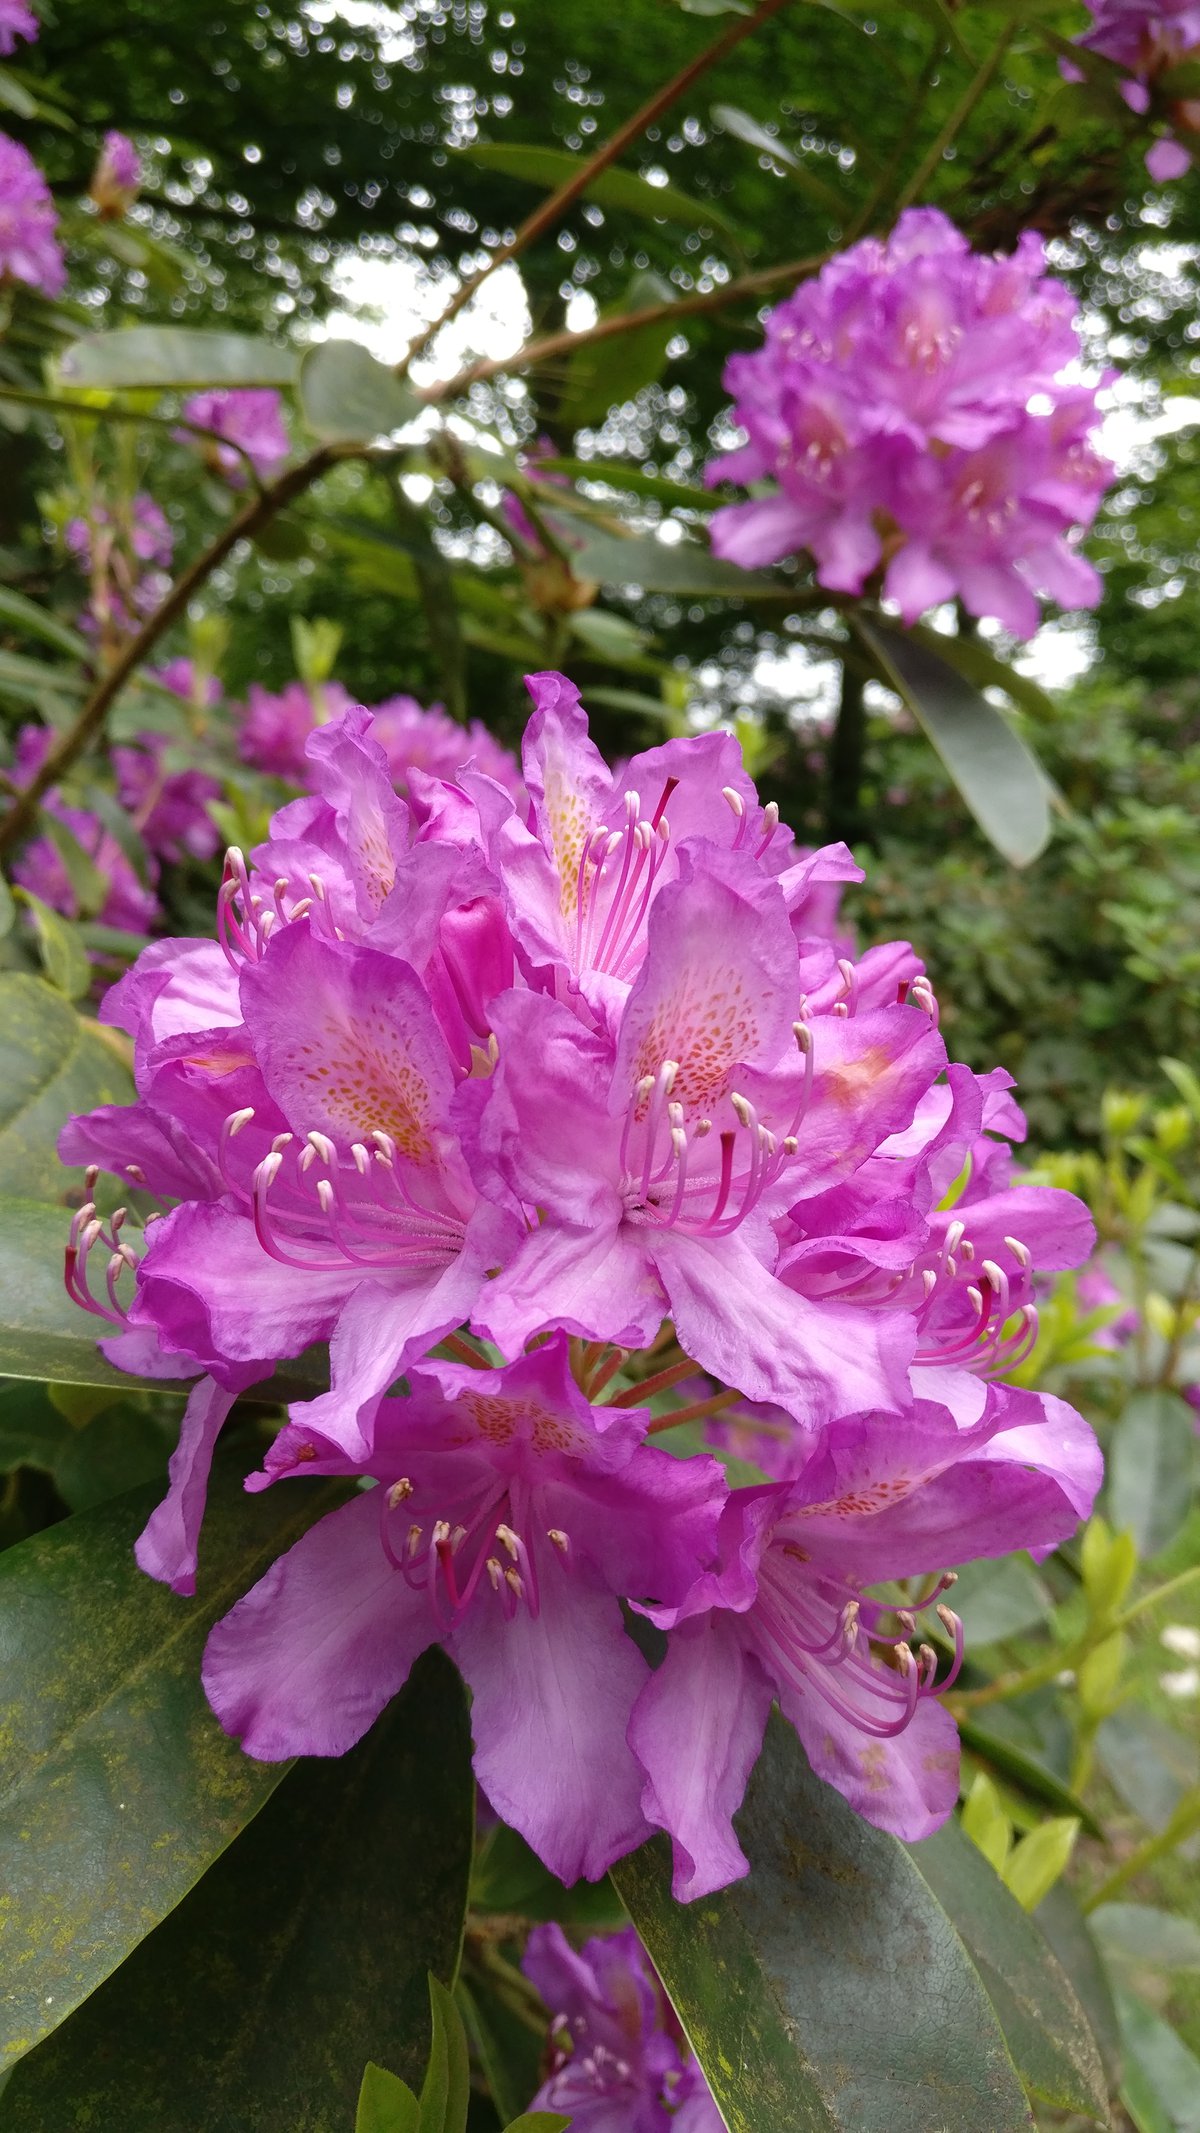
[1074,0,1200,177]
[181,388,290,485]
[0,0,36,58]
[63,675,1101,1893]
[237,680,524,800]
[706,208,1114,639]
[0,131,64,298]
[522,1923,723,2130]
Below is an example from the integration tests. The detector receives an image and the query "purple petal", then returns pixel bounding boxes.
[135,1376,239,1595]
[630,1612,774,1900]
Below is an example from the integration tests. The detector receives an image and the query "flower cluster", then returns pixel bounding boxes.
[706,208,1113,640]
[180,388,290,486]
[0,130,65,298]
[11,724,161,933]
[1074,0,1200,178]
[521,1922,722,2131]
[237,679,524,800]
[0,0,36,56]
[62,674,1101,1892]
[65,492,174,637]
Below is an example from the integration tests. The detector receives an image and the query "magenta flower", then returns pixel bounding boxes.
[200,1341,725,1884]
[521,1922,724,2132]
[706,208,1113,638]
[0,0,36,54]
[1072,1,1200,174]
[113,733,222,865]
[369,693,524,801]
[181,388,290,484]
[237,678,354,780]
[9,723,161,934]
[90,130,141,218]
[0,132,65,297]
[630,1381,1102,1898]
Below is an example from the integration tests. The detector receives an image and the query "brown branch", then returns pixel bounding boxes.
[0,447,336,859]
[423,249,831,402]
[400,0,798,369]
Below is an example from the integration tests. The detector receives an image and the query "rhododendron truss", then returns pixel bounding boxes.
[705,208,1114,639]
[61,672,1102,1891]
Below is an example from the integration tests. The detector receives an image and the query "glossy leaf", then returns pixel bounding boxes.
[613,1713,1034,2132]
[1108,1389,1198,1560]
[471,1820,626,1929]
[1116,1988,1200,2133]
[1034,1884,1122,2089]
[1092,1904,1200,1974]
[357,2063,420,2133]
[0,974,133,1198]
[299,338,421,443]
[909,1813,1107,2120]
[61,325,299,391]
[0,1195,181,1390]
[456,141,742,239]
[0,1462,352,2068]
[950,1553,1052,1645]
[14,888,90,999]
[3,1650,474,2127]
[857,619,1051,866]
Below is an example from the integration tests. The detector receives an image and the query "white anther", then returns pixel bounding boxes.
[271,1132,294,1155]
[306,1130,337,1165]
[966,1284,984,1316]
[782,1135,799,1156]
[668,1101,684,1131]
[637,1073,656,1103]
[228,1107,255,1137]
[762,800,779,833]
[1004,1235,1031,1267]
[730,1092,752,1128]
[504,1567,525,1600]
[722,786,745,819]
[258,1151,283,1189]
[495,1523,521,1560]
[547,1528,570,1553]
[316,1179,335,1215]
[308,872,327,901]
[793,1021,813,1054]
[351,1142,371,1175]
[387,1477,413,1507]
[125,1163,146,1184]
[944,1220,965,1257]
[660,1060,679,1095]
[981,1259,1006,1290]
[694,1118,712,1138]
[922,1269,938,1299]
[432,1520,452,1548]
[833,1001,849,1017]
[486,1557,504,1591]
[407,1524,424,1558]
[959,1239,975,1262]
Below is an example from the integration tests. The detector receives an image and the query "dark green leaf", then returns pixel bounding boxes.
[1116,1988,1200,2133]
[471,1821,626,1929]
[51,1400,175,1511]
[0,1196,183,1390]
[535,455,713,510]
[557,270,677,428]
[0,975,133,1198]
[299,339,420,443]
[1034,1884,1122,2089]
[1091,1904,1200,1974]
[0,1462,350,2068]
[3,1650,474,2127]
[0,587,89,658]
[61,326,299,391]
[909,1814,1108,2121]
[502,2119,571,2132]
[40,813,112,920]
[0,1378,70,1472]
[613,1713,1034,2132]
[0,872,13,940]
[357,2062,420,2133]
[958,1717,1106,1841]
[857,619,1052,866]
[1097,1707,1193,1832]
[565,523,780,596]
[456,142,742,240]
[1108,1389,1198,1559]
[455,1977,541,2130]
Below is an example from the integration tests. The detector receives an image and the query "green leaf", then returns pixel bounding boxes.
[503,2119,571,2132]
[904,620,1060,726]
[910,1812,1108,2121]
[613,1713,1034,2132]
[565,522,780,596]
[856,618,1052,866]
[418,1976,471,2133]
[457,142,743,240]
[957,1717,1107,1841]
[61,326,299,392]
[0,586,89,658]
[357,2063,420,2133]
[471,1820,626,1929]
[1081,1515,1138,1618]
[0,975,133,1198]
[1116,1987,1200,2133]
[13,889,90,999]
[1002,1818,1080,1914]
[3,1649,474,2127]
[40,811,112,919]
[1097,1707,1194,1832]
[1091,1904,1200,1974]
[0,1462,352,2069]
[711,101,845,213]
[557,270,678,428]
[962,1769,1013,1876]
[1108,1389,1198,1560]
[0,872,13,940]
[299,339,420,443]
[1034,1884,1122,2089]
[455,1976,542,2129]
[950,1553,1052,1644]
[535,454,713,510]
[0,1197,171,1390]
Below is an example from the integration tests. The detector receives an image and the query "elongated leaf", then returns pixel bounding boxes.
[455,1977,541,2129]
[1097,1706,1193,1832]
[566,522,781,596]
[0,975,133,1199]
[909,1815,1107,2120]
[0,1195,175,1388]
[61,326,299,391]
[3,1650,473,2128]
[418,1977,471,2133]
[536,454,713,510]
[958,1717,1106,1840]
[299,339,420,443]
[0,586,89,657]
[457,141,741,240]
[358,2063,420,2133]
[1108,1389,1198,1559]
[950,1553,1051,1644]
[905,620,1059,725]
[857,619,1051,866]
[1116,1988,1200,2133]
[503,2119,571,2132]
[613,1714,1034,2132]
[1034,1884,1122,2088]
[0,1463,353,2068]
[16,888,91,999]
[1092,1904,1200,1974]
[557,270,677,428]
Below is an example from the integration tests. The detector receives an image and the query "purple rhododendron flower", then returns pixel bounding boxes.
[237,679,523,800]
[181,388,290,484]
[0,131,65,297]
[0,0,36,54]
[201,1340,725,1883]
[522,1922,724,2130]
[705,208,1113,638]
[90,130,141,217]
[66,493,174,636]
[113,733,222,866]
[10,723,161,934]
[59,673,1103,1889]
[631,1381,1101,1895]
[237,678,355,780]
